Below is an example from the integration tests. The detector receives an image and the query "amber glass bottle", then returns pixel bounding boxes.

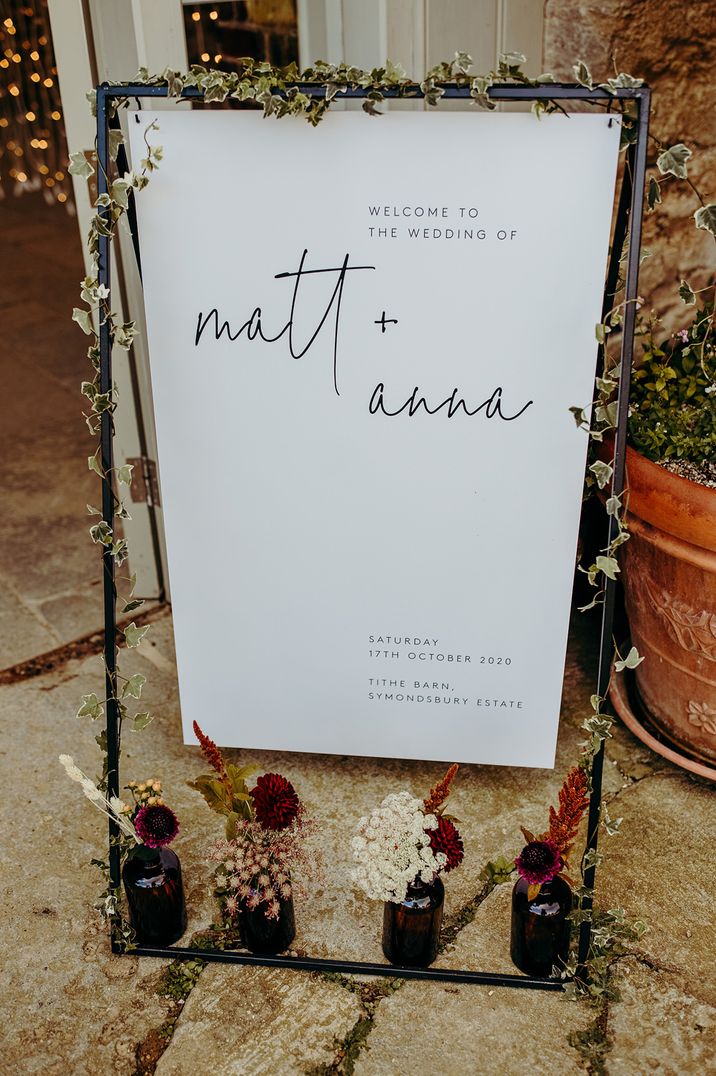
[238,892,296,954]
[122,846,187,946]
[510,875,572,977]
[382,875,445,967]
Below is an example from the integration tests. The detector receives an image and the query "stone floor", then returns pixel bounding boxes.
[1,195,714,1074]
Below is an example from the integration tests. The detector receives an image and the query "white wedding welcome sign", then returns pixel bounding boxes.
[129,110,620,768]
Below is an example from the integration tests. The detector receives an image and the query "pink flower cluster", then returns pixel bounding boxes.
[212,815,320,920]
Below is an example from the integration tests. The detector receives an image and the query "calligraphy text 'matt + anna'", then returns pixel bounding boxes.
[194,249,374,396]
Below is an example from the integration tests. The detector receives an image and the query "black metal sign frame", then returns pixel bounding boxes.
[96,79,650,991]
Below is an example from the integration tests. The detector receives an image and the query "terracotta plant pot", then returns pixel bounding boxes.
[614,444,716,762]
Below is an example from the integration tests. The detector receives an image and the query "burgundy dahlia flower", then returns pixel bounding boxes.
[250,773,300,831]
[135,803,180,848]
[515,840,562,885]
[429,815,465,872]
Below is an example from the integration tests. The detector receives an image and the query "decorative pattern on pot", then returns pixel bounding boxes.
[687,701,716,737]
[644,579,716,662]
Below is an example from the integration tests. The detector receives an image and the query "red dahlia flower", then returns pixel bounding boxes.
[429,815,464,871]
[515,840,562,885]
[135,804,180,848]
[250,773,300,831]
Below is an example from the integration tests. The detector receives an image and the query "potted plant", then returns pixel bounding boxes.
[608,299,716,765]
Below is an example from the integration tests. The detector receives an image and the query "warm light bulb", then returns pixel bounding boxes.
[57,193,67,203]
[17,171,28,182]
[51,109,61,119]
[209,9,218,17]
[54,170,64,179]
[30,49,38,59]
[214,54,222,62]
[43,77,53,86]
[9,85,19,95]
[30,71,40,81]
[191,10,200,20]
[25,111,36,121]
[0,59,8,68]
[201,52,209,61]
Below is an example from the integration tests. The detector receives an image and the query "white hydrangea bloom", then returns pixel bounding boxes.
[351,791,446,903]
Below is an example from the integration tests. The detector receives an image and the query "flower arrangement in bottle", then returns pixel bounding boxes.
[59,756,186,945]
[352,765,464,966]
[190,722,319,953]
[511,765,590,977]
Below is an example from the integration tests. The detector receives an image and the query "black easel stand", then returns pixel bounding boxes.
[96,80,650,990]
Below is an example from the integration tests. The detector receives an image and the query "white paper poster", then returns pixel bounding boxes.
[129,109,620,768]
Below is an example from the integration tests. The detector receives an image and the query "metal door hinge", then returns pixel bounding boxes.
[126,456,161,507]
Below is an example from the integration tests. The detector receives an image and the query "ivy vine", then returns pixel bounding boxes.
[66,52,714,975]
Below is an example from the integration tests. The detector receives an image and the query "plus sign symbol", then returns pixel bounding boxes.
[374,311,398,333]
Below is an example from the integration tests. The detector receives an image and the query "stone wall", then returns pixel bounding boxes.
[543,0,715,328]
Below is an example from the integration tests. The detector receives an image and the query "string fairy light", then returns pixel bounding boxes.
[0,0,71,206]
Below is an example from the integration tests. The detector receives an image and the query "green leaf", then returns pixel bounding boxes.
[68,150,94,179]
[121,673,146,699]
[647,176,661,211]
[124,622,149,648]
[694,203,716,235]
[77,692,104,720]
[131,712,152,732]
[121,598,145,614]
[187,775,233,816]
[72,307,94,335]
[679,279,696,305]
[595,555,620,580]
[615,645,644,672]
[656,143,692,179]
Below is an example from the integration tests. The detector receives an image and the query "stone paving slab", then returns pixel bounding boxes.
[154,966,362,1076]
[608,959,715,1075]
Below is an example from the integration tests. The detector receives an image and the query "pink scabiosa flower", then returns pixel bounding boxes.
[515,840,562,885]
[134,803,179,848]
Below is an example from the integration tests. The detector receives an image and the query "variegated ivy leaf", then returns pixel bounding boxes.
[86,503,102,516]
[656,143,692,179]
[569,405,588,428]
[163,68,185,98]
[499,51,526,67]
[114,322,137,350]
[590,693,603,712]
[679,279,696,305]
[77,692,104,720]
[89,520,113,546]
[603,72,643,92]
[108,128,124,161]
[110,179,130,209]
[111,538,129,564]
[87,454,103,477]
[605,494,622,517]
[69,150,94,179]
[603,811,623,836]
[615,645,644,672]
[694,203,716,235]
[117,463,133,485]
[572,60,593,89]
[72,307,94,335]
[583,715,613,739]
[595,555,620,580]
[122,673,146,699]
[589,460,613,489]
[124,622,149,648]
[595,401,618,427]
[132,712,153,732]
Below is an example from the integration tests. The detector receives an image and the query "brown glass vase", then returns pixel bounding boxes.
[510,875,572,977]
[122,846,187,946]
[238,892,296,954]
[382,875,444,967]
